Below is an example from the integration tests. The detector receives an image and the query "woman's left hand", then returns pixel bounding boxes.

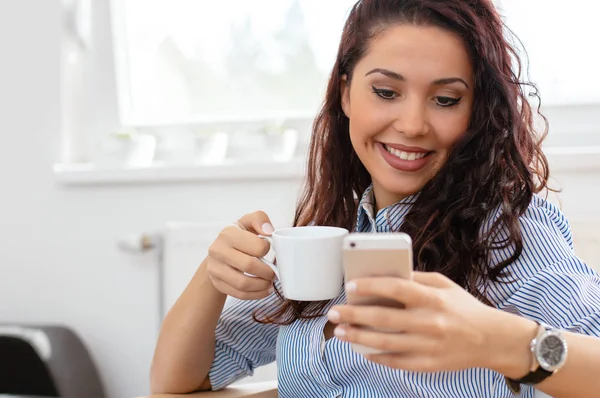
[327,272,536,375]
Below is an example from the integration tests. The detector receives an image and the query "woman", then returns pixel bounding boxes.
[151,0,600,396]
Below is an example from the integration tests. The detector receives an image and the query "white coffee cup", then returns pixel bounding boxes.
[258,226,349,301]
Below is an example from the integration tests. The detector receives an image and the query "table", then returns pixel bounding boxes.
[139,381,278,398]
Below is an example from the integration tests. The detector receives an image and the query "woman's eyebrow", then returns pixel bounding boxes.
[365,68,469,89]
[365,68,405,81]
[432,77,469,88]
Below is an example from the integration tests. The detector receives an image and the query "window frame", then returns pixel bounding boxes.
[54,0,600,182]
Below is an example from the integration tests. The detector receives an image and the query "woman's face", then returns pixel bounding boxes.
[341,24,474,210]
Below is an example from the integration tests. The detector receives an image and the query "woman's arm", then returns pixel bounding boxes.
[490,310,600,398]
[151,212,277,394]
[150,259,227,394]
[328,272,600,398]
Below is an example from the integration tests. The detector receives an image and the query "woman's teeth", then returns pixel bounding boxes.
[384,144,428,161]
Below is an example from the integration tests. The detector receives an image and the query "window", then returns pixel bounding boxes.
[110,0,357,125]
[109,0,598,144]
[497,0,600,147]
[498,0,600,107]
[63,0,598,173]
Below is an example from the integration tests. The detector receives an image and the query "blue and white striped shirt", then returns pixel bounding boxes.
[209,186,600,397]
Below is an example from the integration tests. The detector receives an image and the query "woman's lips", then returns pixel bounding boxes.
[377,142,433,172]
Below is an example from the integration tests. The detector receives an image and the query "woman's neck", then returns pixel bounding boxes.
[371,183,409,214]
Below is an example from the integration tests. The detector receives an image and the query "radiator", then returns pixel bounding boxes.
[161,222,224,318]
[160,221,278,383]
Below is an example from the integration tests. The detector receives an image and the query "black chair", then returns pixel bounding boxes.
[0,325,105,398]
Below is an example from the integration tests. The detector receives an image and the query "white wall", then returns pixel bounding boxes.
[0,2,598,398]
[0,2,303,397]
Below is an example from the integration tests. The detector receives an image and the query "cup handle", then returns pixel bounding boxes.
[257,235,280,280]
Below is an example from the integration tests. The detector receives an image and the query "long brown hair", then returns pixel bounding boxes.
[254,0,549,324]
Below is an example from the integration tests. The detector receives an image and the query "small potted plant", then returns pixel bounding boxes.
[261,121,299,162]
[95,129,156,168]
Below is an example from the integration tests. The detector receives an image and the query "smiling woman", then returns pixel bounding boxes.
[150,1,600,398]
[340,24,474,206]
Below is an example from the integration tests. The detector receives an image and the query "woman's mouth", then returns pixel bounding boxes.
[383,144,429,160]
[378,143,433,172]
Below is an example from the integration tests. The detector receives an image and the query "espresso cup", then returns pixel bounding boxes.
[258,226,349,301]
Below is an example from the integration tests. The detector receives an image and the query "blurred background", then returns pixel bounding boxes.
[0,1,598,397]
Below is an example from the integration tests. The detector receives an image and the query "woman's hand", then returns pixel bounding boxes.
[327,272,538,376]
[206,211,277,300]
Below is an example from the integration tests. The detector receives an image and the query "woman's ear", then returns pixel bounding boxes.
[340,74,350,117]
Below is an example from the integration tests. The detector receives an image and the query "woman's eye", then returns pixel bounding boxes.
[371,86,397,100]
[435,96,462,107]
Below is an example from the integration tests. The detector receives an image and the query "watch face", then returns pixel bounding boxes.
[536,331,568,371]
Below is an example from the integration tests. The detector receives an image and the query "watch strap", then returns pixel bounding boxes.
[505,322,560,392]
[511,367,553,385]
[505,367,553,394]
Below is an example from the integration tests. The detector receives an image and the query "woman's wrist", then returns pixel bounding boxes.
[196,259,228,301]
[482,309,539,379]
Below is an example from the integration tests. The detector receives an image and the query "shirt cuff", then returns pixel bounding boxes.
[208,340,253,390]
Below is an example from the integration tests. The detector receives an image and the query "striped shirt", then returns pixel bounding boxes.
[209,186,600,397]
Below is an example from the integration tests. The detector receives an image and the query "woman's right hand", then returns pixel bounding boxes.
[206,211,277,300]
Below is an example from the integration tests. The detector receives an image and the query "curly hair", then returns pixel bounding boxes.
[254,0,549,324]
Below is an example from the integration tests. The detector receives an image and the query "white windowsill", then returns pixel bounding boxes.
[53,147,600,186]
[544,146,600,173]
[53,159,306,186]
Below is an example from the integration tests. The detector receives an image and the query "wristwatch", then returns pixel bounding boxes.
[505,322,568,394]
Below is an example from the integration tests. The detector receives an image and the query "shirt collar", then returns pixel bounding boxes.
[356,184,419,232]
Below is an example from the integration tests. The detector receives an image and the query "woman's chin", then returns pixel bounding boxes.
[372,177,425,206]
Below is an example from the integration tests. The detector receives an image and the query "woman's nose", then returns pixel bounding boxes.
[392,101,428,137]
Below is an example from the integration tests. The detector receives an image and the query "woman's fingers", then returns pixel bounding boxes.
[237,210,275,236]
[334,325,437,356]
[347,277,445,309]
[208,242,273,292]
[329,306,444,336]
[208,256,273,293]
[209,274,273,301]
[208,238,275,281]
[329,305,406,331]
[204,210,278,300]
[217,225,272,259]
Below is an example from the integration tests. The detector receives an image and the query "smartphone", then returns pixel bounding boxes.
[342,232,413,354]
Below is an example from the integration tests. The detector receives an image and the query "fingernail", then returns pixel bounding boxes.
[345,281,357,293]
[334,326,346,337]
[327,309,340,322]
[262,223,275,234]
